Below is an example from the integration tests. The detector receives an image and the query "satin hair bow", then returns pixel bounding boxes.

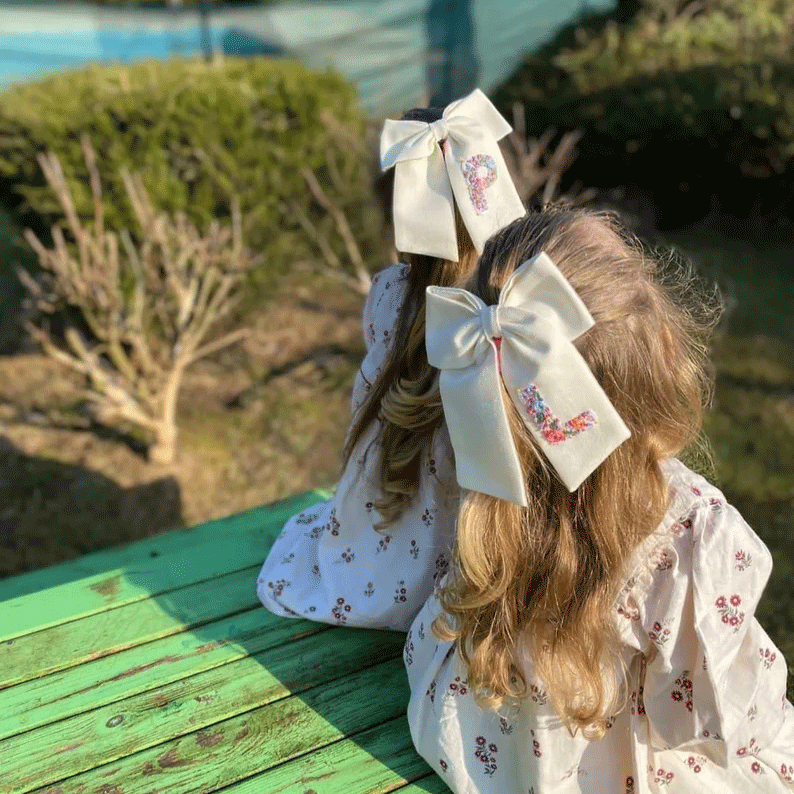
[425,252,631,505]
[380,88,526,262]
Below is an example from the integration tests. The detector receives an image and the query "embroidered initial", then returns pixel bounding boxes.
[518,384,598,444]
[462,154,497,214]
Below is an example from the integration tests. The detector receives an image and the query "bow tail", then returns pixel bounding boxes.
[393,153,458,262]
[445,141,525,254]
[439,347,528,506]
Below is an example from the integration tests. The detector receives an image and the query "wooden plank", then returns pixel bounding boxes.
[25,657,409,794]
[0,490,331,603]
[226,715,431,793]
[3,629,405,793]
[0,605,331,740]
[394,776,452,794]
[1,565,266,688]
[1,495,325,642]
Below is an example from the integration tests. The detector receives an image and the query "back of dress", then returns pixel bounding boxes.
[404,458,794,792]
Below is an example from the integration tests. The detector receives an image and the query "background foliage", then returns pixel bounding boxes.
[0,57,383,301]
[494,0,794,228]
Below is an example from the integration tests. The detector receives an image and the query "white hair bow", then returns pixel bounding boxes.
[380,88,526,262]
[425,252,631,505]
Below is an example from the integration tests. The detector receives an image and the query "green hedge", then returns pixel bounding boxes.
[494,0,794,225]
[0,57,382,295]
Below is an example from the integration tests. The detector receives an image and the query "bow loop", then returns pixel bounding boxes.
[380,88,526,262]
[425,252,631,504]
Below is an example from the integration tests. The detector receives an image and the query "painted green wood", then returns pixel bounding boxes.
[4,629,405,793]
[1,490,332,641]
[0,605,330,740]
[1,565,266,688]
[25,658,409,794]
[394,775,453,793]
[227,715,432,793]
[0,490,331,603]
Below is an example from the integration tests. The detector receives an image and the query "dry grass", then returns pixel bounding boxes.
[0,272,364,578]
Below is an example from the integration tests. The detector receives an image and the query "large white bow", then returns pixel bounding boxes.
[426,252,631,504]
[380,88,526,262]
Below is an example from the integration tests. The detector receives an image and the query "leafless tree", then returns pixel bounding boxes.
[19,136,259,464]
[502,103,594,208]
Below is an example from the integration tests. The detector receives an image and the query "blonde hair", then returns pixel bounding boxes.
[430,206,721,737]
[343,105,480,526]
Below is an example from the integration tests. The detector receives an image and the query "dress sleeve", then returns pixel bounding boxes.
[257,264,458,633]
[350,264,409,420]
[636,492,793,784]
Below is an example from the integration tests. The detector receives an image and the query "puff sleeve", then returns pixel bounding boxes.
[634,479,793,787]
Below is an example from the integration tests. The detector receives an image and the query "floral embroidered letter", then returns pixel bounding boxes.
[518,384,598,444]
[462,154,497,214]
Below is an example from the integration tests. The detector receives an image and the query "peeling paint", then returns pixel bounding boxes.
[157,747,192,768]
[109,655,184,682]
[195,640,222,653]
[195,729,224,748]
[55,741,84,753]
[101,767,123,778]
[105,714,125,728]
[89,575,121,601]
[96,785,122,794]
[194,694,214,703]
[151,694,169,708]
[235,726,250,741]
[141,761,156,775]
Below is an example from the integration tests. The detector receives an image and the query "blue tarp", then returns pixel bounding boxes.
[0,0,615,113]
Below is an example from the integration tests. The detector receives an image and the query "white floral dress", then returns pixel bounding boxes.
[405,458,794,793]
[257,264,460,632]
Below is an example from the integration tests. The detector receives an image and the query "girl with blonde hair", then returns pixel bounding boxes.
[405,208,793,791]
[258,89,525,629]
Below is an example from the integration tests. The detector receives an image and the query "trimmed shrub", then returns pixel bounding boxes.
[0,57,384,296]
[494,0,794,226]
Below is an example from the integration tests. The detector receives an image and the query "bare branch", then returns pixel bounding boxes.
[23,142,254,463]
[300,167,371,293]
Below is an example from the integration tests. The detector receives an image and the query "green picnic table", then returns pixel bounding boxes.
[0,491,450,794]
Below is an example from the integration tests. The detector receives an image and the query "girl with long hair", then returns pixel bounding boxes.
[257,89,525,630]
[404,207,793,791]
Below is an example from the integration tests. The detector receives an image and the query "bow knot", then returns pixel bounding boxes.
[380,89,526,262]
[429,117,449,143]
[425,253,631,504]
[480,305,502,340]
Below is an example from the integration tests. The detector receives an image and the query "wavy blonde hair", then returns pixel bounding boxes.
[343,108,480,526]
[432,207,721,737]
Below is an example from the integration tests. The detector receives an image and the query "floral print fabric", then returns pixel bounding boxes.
[405,459,794,793]
[257,265,458,632]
